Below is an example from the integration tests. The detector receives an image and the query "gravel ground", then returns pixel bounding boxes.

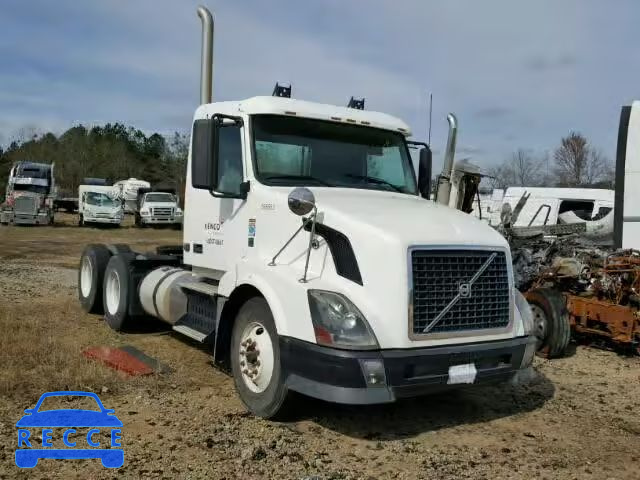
[0,222,639,479]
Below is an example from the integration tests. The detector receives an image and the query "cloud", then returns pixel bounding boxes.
[457,146,487,156]
[1,0,639,171]
[525,53,578,72]
[473,107,514,120]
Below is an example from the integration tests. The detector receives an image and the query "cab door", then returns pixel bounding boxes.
[184,114,249,274]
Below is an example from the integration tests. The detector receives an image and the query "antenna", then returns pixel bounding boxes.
[428,92,433,145]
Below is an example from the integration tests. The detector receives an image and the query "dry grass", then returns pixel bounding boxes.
[0,212,181,268]
[0,216,183,403]
[0,297,124,402]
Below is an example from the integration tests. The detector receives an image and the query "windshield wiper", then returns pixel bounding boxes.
[263,175,334,187]
[343,174,404,193]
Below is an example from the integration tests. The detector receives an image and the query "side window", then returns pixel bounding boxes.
[367,147,408,185]
[216,126,244,195]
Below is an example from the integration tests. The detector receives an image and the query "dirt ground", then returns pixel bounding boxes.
[0,213,639,479]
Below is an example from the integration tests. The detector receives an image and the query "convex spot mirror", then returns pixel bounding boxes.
[288,187,315,216]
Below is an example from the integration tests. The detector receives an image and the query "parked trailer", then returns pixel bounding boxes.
[112,178,150,213]
[77,6,536,419]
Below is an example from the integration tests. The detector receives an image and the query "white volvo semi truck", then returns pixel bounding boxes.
[77,6,536,418]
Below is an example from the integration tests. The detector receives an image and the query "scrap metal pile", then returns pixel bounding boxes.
[505,225,640,356]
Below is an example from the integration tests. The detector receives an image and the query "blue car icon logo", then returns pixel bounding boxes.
[15,391,123,468]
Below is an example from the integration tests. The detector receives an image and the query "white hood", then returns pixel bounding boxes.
[306,188,508,249]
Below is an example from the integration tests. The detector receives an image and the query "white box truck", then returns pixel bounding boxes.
[78,182,124,227]
[76,6,536,419]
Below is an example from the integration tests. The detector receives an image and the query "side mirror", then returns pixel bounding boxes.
[417,147,432,199]
[191,118,219,190]
[191,115,244,194]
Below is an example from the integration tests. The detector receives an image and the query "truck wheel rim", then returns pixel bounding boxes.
[105,270,121,315]
[238,322,274,393]
[80,257,93,298]
[531,304,547,348]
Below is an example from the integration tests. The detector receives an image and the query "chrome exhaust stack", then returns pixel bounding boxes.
[197,6,214,104]
[436,113,458,205]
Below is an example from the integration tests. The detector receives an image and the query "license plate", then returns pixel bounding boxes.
[447,363,477,384]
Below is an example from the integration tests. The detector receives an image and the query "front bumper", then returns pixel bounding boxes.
[140,216,182,224]
[2,211,50,225]
[85,216,122,224]
[280,335,535,405]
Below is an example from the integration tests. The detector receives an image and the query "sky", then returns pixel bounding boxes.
[1,0,639,171]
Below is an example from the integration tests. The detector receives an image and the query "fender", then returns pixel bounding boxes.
[220,261,317,343]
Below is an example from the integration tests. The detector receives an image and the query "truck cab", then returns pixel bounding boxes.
[78,184,123,227]
[0,161,56,226]
[76,6,536,419]
[135,190,182,228]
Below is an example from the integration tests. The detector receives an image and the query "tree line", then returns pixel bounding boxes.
[486,132,615,190]
[0,124,189,198]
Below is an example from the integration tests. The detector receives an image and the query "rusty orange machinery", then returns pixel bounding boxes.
[530,250,640,354]
[565,295,639,353]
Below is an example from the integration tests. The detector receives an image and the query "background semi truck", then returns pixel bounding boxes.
[0,161,56,225]
[77,6,536,418]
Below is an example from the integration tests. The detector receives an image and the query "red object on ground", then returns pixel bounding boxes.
[83,346,155,376]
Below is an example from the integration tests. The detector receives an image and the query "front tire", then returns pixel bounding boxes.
[230,297,292,419]
[78,244,112,314]
[527,288,571,358]
[102,254,134,331]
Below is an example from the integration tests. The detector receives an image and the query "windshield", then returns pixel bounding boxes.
[252,115,418,195]
[14,184,48,195]
[145,193,175,203]
[85,192,118,207]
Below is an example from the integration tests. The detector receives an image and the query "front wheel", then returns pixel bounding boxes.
[230,297,292,419]
[527,288,571,358]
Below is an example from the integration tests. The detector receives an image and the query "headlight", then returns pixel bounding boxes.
[307,290,379,350]
[175,208,183,216]
[514,289,534,335]
[140,208,150,216]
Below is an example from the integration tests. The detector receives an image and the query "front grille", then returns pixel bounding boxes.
[410,249,510,335]
[152,207,173,217]
[14,196,37,215]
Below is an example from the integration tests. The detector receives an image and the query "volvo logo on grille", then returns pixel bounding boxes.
[458,282,472,298]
